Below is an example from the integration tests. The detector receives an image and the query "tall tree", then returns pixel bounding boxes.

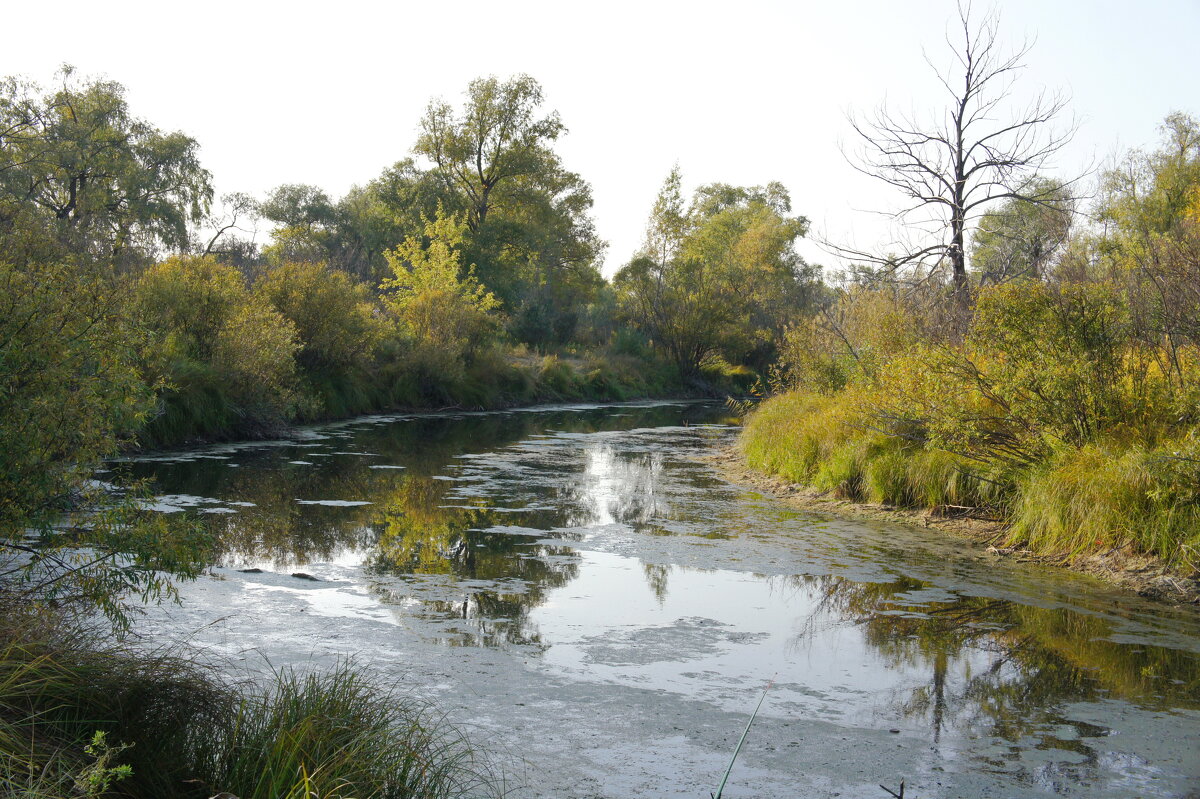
[970,177,1073,284]
[415,74,564,234]
[616,168,813,379]
[414,75,603,344]
[0,67,211,260]
[840,3,1076,304]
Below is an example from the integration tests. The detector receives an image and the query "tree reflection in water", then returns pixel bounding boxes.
[368,474,579,648]
[800,573,1200,776]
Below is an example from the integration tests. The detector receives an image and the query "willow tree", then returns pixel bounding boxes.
[0,67,211,260]
[414,75,603,344]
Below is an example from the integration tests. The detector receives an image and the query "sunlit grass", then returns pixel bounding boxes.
[742,388,1199,572]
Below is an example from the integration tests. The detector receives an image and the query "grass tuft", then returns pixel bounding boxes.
[0,611,502,799]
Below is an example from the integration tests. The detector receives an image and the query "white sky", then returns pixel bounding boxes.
[4,0,1197,276]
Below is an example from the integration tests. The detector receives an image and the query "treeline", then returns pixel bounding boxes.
[0,67,820,796]
[1,69,819,453]
[744,112,1200,572]
[0,66,821,625]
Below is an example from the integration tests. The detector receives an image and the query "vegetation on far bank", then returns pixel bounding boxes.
[0,64,806,795]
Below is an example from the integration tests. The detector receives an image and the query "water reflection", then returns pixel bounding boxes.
[368,474,578,647]
[800,573,1200,762]
[564,443,665,527]
[125,401,1200,795]
[121,403,714,646]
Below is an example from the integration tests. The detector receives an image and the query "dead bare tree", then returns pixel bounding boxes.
[835,1,1079,306]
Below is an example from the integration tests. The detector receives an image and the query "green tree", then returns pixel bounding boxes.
[615,167,812,379]
[0,207,207,626]
[414,75,603,344]
[256,262,384,375]
[331,159,455,282]
[970,178,1073,284]
[0,67,211,260]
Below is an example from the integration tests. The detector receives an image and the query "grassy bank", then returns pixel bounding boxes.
[0,612,500,799]
[741,389,1200,581]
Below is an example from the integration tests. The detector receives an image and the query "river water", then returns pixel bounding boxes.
[120,401,1200,798]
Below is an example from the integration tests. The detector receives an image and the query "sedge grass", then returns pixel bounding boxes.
[0,611,503,799]
[742,387,1199,573]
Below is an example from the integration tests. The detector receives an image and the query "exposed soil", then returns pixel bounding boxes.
[703,444,1200,606]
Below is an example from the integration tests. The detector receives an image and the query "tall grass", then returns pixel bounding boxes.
[741,391,1008,509]
[742,389,1200,572]
[1008,441,1200,569]
[0,612,502,799]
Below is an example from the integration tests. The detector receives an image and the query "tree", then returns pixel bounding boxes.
[970,177,1073,284]
[415,75,564,235]
[381,208,502,383]
[0,206,208,626]
[414,75,603,343]
[0,67,211,260]
[1097,112,1200,394]
[841,3,1076,304]
[615,167,813,379]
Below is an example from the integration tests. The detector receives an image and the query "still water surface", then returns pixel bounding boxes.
[123,402,1200,798]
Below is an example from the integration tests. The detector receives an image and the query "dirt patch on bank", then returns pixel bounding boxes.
[702,445,1200,606]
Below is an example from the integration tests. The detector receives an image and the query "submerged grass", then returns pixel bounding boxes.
[741,390,1200,573]
[0,611,501,799]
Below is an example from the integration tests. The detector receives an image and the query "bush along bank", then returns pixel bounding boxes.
[739,280,1200,602]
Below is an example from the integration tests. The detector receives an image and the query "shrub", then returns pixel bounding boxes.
[133,256,301,441]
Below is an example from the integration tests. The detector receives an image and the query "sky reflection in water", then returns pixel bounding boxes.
[124,401,1200,796]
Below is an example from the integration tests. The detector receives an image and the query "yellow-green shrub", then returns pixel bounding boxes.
[381,210,503,387]
[133,256,301,441]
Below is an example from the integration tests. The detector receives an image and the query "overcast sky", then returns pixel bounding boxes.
[4,0,1197,275]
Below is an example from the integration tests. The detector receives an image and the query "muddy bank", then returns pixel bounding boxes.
[704,444,1200,606]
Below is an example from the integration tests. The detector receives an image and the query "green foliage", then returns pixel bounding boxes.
[776,286,921,394]
[1007,439,1200,569]
[745,119,1200,572]
[415,74,604,345]
[382,209,503,387]
[0,209,208,626]
[0,67,211,260]
[970,178,1073,284]
[75,731,134,797]
[616,167,816,379]
[133,256,300,441]
[744,271,1198,572]
[256,261,387,416]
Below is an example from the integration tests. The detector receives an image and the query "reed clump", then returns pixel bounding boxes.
[0,611,501,799]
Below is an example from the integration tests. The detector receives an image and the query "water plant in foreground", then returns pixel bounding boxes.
[0,611,502,799]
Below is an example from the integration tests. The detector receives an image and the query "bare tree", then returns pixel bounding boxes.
[836,2,1078,305]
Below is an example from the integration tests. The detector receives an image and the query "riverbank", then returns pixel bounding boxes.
[705,444,1200,605]
[134,350,745,450]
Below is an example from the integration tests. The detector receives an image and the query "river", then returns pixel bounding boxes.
[118,401,1200,798]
